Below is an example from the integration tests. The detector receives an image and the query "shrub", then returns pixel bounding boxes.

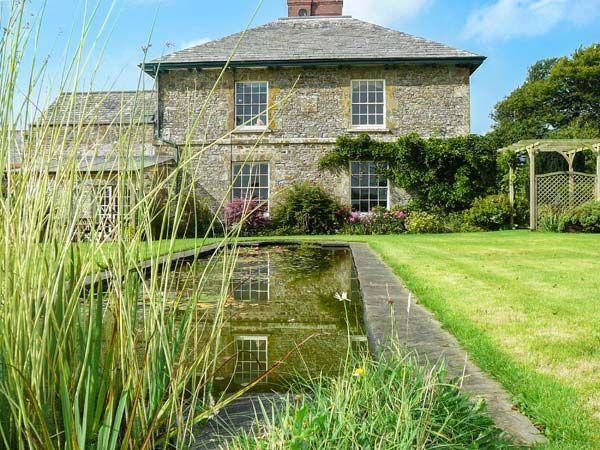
[538,204,562,232]
[445,211,483,233]
[558,200,600,233]
[406,211,446,234]
[151,196,216,239]
[271,183,345,235]
[224,199,269,234]
[464,195,513,231]
[342,206,407,235]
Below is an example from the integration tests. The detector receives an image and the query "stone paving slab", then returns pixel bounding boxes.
[350,242,547,446]
[192,394,287,450]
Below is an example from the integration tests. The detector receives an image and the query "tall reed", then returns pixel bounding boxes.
[0,1,275,448]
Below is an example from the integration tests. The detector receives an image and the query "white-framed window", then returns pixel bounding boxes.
[350,161,389,213]
[232,162,269,203]
[235,81,268,129]
[231,257,270,302]
[97,185,118,223]
[234,336,268,385]
[351,80,385,128]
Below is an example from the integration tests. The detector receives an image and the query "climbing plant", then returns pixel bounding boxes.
[319,133,499,214]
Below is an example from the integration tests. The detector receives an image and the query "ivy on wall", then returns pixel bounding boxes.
[319,133,500,214]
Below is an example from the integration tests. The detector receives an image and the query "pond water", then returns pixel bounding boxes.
[167,244,367,393]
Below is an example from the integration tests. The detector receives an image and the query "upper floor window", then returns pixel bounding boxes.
[235,82,268,129]
[351,80,385,128]
[350,161,388,212]
[232,162,269,203]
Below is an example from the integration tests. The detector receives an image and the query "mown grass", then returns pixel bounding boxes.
[166,231,600,449]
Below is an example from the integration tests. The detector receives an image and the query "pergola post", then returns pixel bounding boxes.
[562,150,578,209]
[527,144,538,230]
[508,165,515,227]
[595,144,600,200]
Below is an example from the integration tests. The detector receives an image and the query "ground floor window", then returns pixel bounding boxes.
[234,336,268,385]
[350,161,388,212]
[97,185,118,224]
[232,162,269,203]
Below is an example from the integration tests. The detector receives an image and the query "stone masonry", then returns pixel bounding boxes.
[157,64,471,207]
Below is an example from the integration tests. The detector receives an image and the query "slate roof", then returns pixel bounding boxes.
[145,16,484,73]
[42,91,156,126]
[20,152,174,173]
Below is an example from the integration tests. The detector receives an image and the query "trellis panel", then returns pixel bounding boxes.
[536,171,596,227]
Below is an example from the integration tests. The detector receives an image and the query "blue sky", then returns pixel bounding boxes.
[9,0,600,134]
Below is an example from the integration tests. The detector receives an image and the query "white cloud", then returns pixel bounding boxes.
[344,0,431,25]
[463,0,600,42]
[179,37,211,50]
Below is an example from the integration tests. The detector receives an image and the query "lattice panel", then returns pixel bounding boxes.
[536,172,596,226]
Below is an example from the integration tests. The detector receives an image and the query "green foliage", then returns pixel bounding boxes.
[228,343,509,450]
[538,205,563,232]
[320,133,498,214]
[151,195,217,239]
[526,57,559,82]
[464,195,514,231]
[558,200,600,233]
[271,183,345,235]
[491,44,600,144]
[406,211,446,234]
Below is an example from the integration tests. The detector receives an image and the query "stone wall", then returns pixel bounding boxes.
[158,64,471,208]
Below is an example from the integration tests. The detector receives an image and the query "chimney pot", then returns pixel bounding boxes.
[288,0,343,17]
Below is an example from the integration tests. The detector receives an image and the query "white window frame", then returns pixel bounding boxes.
[234,336,269,385]
[235,81,269,131]
[350,79,387,130]
[97,185,118,224]
[231,161,270,208]
[349,161,390,213]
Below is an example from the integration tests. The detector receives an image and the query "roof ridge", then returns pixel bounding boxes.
[57,90,155,95]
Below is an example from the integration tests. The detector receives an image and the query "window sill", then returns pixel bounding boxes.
[347,127,391,133]
[233,127,272,134]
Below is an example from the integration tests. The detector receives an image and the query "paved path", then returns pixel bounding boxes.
[350,242,547,446]
[192,394,287,450]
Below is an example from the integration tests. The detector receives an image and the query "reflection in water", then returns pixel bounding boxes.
[167,245,366,393]
[231,257,270,303]
[234,336,268,385]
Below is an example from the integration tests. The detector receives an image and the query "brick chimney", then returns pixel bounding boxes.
[288,0,343,17]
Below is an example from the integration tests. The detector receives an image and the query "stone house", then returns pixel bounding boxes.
[143,0,485,213]
[36,0,485,233]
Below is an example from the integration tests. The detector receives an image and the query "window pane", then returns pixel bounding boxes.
[232,162,269,205]
[350,160,389,212]
[351,80,385,127]
[235,82,268,127]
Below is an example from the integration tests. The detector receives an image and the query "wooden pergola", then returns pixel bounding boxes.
[499,139,600,230]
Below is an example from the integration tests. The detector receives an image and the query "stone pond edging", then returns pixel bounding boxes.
[349,242,546,446]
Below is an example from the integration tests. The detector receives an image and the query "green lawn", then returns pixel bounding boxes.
[361,232,600,449]
[164,231,599,449]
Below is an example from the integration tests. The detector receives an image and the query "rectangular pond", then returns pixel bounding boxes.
[165,244,367,393]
